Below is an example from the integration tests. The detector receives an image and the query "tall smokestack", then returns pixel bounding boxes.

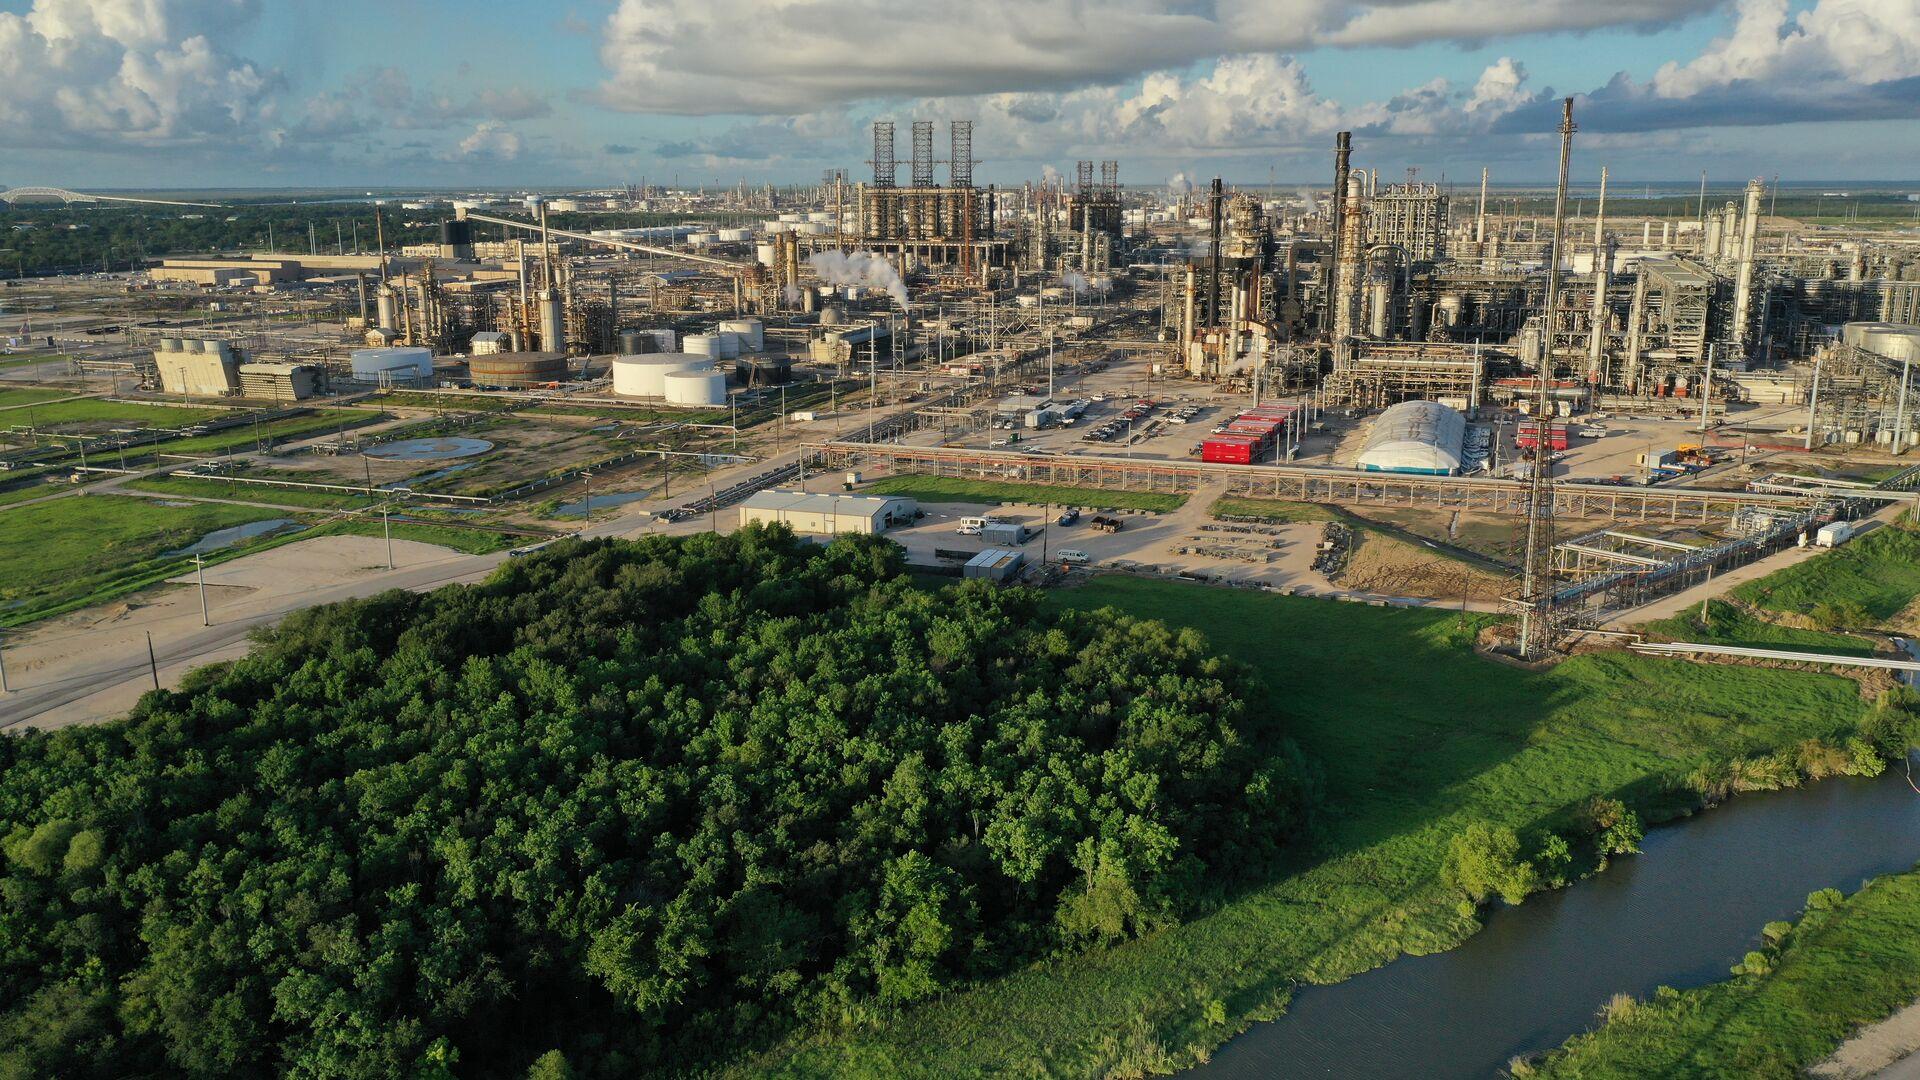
[1731,177,1764,356]
[1476,167,1489,245]
[1331,131,1352,321]
[1331,174,1367,370]
[1586,166,1609,379]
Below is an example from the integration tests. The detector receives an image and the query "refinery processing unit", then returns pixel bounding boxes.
[6,104,1920,668]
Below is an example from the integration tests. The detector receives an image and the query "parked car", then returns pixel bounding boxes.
[1057,508,1080,526]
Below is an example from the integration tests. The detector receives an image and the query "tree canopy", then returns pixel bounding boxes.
[0,528,1312,1076]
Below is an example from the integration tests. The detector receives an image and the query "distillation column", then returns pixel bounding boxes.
[1731,178,1764,356]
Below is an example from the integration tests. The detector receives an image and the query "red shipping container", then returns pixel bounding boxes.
[1201,435,1261,464]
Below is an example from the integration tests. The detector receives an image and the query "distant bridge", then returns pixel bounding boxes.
[0,186,222,209]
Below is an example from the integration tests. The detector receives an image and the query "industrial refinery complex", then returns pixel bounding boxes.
[5,100,1920,682]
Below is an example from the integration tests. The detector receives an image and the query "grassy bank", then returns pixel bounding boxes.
[1640,600,1880,657]
[754,576,1899,1076]
[5,398,217,430]
[862,474,1187,513]
[1733,520,1920,624]
[1211,495,1337,522]
[125,473,374,510]
[302,517,521,555]
[1527,868,1920,1079]
[146,409,384,456]
[0,494,287,626]
[0,386,75,409]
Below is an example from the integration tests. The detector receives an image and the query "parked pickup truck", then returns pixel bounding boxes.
[1088,515,1123,533]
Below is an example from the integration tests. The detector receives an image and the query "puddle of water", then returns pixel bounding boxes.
[164,518,300,556]
[364,437,493,462]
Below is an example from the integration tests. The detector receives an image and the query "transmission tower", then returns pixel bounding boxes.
[1515,97,1577,660]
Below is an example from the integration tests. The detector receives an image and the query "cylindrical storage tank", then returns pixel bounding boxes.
[468,351,570,388]
[664,369,728,407]
[375,288,398,330]
[687,232,716,248]
[779,213,803,223]
[684,332,741,360]
[718,318,764,352]
[610,353,711,397]
[351,346,434,381]
[618,329,654,355]
[819,304,847,326]
[756,243,776,266]
[735,357,792,386]
[647,328,676,352]
[807,211,835,223]
[718,228,751,243]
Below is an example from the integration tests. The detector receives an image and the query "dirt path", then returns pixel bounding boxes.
[1811,999,1920,1079]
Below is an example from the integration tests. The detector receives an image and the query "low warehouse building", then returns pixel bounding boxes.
[738,489,917,535]
[1356,399,1466,475]
[237,362,321,400]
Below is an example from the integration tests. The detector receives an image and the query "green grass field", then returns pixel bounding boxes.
[302,517,520,555]
[1211,495,1338,522]
[0,494,287,626]
[0,398,217,431]
[0,386,75,409]
[754,576,1885,1076]
[1639,600,1880,657]
[1733,522,1920,623]
[1529,867,1920,1079]
[125,473,374,510]
[862,474,1187,513]
[149,410,384,456]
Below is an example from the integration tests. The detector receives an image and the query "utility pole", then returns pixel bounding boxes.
[383,506,394,569]
[0,631,9,693]
[195,554,209,626]
[1517,97,1577,662]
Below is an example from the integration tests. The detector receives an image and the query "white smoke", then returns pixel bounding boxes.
[1167,171,1194,200]
[1041,164,1062,186]
[782,284,803,306]
[1060,271,1112,295]
[1297,185,1319,216]
[807,250,908,309]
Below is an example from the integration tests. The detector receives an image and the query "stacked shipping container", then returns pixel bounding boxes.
[1201,404,1300,464]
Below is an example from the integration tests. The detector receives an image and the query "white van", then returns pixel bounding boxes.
[958,514,1006,533]
[1057,549,1091,564]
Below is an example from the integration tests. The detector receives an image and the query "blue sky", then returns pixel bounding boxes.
[2,0,1917,191]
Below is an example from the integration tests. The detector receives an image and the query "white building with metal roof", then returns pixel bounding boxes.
[1356,399,1466,475]
[738,489,918,535]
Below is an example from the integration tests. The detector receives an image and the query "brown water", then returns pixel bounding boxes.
[1194,763,1920,1079]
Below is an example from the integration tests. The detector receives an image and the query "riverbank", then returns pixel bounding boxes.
[1523,862,1920,1079]
[749,575,1915,1077]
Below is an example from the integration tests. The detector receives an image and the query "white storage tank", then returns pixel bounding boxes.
[351,346,434,381]
[718,318,764,352]
[612,353,712,397]
[664,369,728,407]
[718,228,751,243]
[756,243,776,266]
[684,332,741,360]
[807,211,835,223]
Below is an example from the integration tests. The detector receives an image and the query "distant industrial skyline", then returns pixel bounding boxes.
[3,0,1919,189]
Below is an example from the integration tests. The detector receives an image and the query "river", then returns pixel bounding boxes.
[1195,761,1920,1079]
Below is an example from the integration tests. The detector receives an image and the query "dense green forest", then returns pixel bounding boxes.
[0,529,1312,1077]
[0,205,755,275]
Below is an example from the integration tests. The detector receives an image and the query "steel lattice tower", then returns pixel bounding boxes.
[870,122,895,187]
[911,121,935,187]
[1516,97,1578,660]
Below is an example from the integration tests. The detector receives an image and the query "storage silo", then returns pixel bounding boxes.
[664,369,728,407]
[468,351,570,388]
[718,318,764,352]
[613,353,712,397]
[351,346,434,382]
[684,332,741,360]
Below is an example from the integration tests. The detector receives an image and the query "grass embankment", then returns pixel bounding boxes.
[0,387,76,409]
[2,398,216,430]
[1733,521,1920,626]
[1527,869,1920,1079]
[756,576,1898,1076]
[125,473,374,510]
[291,517,522,555]
[863,475,1187,513]
[146,410,383,456]
[1212,495,1336,522]
[1640,600,1879,657]
[0,494,287,626]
